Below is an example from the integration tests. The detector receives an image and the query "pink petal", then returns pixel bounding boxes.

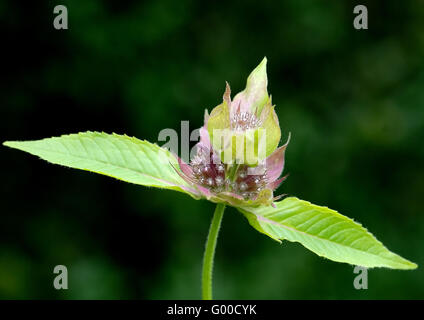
[192,117,212,156]
[204,109,209,125]
[230,95,245,119]
[177,156,194,179]
[199,126,210,148]
[168,158,202,197]
[266,174,289,190]
[172,155,217,199]
[265,133,291,182]
[196,185,214,198]
[223,81,231,106]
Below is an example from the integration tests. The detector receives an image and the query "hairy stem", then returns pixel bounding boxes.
[202,203,226,300]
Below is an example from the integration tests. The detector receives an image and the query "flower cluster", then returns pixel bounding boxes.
[175,58,289,207]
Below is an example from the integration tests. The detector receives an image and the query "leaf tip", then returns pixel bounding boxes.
[404,261,418,270]
[3,141,18,149]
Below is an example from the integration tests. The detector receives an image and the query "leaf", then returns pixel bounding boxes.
[3,131,199,197]
[238,197,417,270]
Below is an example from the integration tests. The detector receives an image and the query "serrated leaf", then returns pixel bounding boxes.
[3,132,199,197]
[238,197,417,270]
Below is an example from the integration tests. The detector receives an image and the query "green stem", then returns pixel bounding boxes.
[202,203,226,300]
[227,164,240,181]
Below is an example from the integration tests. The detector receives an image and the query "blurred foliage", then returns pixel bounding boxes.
[1,0,423,299]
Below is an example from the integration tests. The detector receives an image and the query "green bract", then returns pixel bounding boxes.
[207,58,281,165]
[233,57,269,115]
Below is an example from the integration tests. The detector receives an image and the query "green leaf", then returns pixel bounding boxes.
[238,197,417,270]
[3,131,199,197]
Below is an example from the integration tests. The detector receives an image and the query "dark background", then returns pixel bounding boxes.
[1,0,423,299]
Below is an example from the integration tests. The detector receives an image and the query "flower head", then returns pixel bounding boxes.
[175,58,289,207]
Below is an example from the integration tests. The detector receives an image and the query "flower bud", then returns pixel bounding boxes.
[207,58,281,165]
